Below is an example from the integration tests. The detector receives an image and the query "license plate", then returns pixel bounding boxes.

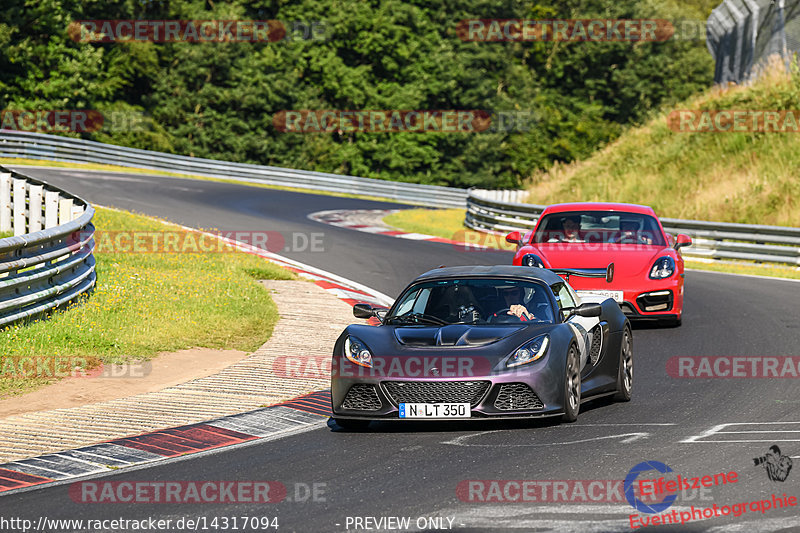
[399,403,471,419]
[577,290,623,303]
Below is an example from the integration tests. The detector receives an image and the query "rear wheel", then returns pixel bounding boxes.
[562,344,580,422]
[332,418,370,431]
[613,327,633,401]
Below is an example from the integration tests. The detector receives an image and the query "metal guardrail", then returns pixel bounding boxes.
[0,165,96,327]
[465,190,800,266]
[0,130,470,208]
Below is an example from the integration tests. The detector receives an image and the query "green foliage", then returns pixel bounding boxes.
[0,0,713,188]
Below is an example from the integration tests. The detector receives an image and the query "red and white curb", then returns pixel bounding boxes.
[0,223,391,496]
[0,393,331,494]
[308,208,495,250]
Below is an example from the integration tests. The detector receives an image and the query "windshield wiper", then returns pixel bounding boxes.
[386,312,448,326]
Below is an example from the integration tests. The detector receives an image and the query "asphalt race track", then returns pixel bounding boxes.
[3,167,800,532]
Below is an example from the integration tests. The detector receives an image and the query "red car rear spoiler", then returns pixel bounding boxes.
[549,263,614,283]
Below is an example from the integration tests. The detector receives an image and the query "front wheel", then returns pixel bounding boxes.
[613,326,633,402]
[562,344,581,422]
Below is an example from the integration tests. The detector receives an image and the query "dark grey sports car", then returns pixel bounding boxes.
[330,265,632,429]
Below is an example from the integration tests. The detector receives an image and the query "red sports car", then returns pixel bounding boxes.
[506,203,691,326]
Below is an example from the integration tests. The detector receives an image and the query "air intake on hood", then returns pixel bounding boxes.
[393,325,523,346]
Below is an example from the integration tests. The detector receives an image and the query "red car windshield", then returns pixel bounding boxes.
[533,211,666,247]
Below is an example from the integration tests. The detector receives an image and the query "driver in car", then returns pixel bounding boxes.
[549,215,582,243]
[613,218,652,244]
[493,285,535,321]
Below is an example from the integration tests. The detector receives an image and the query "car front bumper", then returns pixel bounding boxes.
[331,368,566,421]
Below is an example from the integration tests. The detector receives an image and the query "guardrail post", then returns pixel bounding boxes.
[59,198,74,225]
[29,184,44,233]
[0,173,10,233]
[12,178,26,236]
[45,190,59,228]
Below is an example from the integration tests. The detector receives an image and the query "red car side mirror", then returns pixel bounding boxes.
[675,234,692,250]
[505,231,522,245]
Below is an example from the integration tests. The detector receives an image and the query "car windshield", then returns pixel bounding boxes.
[385,278,555,326]
[532,211,666,246]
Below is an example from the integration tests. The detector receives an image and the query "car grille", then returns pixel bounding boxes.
[341,384,382,411]
[382,381,490,407]
[494,383,544,411]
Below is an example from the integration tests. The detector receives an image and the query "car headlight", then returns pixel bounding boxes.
[649,256,675,279]
[522,254,545,268]
[507,335,549,368]
[344,336,373,368]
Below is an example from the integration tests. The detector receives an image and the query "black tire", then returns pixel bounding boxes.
[613,326,633,402]
[562,344,580,423]
[660,316,682,327]
[332,418,370,431]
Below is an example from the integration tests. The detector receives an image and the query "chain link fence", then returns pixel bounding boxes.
[708,0,800,84]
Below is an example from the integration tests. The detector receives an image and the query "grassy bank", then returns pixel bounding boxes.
[524,61,800,227]
[0,207,295,397]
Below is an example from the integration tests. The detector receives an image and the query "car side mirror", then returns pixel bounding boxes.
[575,303,602,318]
[353,304,376,319]
[353,304,388,322]
[505,231,522,245]
[675,234,692,250]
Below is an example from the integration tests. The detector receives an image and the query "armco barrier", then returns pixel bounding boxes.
[0,165,96,327]
[465,190,800,266]
[0,130,472,208]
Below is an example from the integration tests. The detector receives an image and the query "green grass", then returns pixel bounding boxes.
[523,59,800,227]
[383,208,515,250]
[383,209,800,280]
[0,206,296,397]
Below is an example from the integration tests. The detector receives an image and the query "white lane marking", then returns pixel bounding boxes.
[429,505,713,533]
[578,423,677,426]
[396,233,445,240]
[682,421,800,443]
[443,431,650,447]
